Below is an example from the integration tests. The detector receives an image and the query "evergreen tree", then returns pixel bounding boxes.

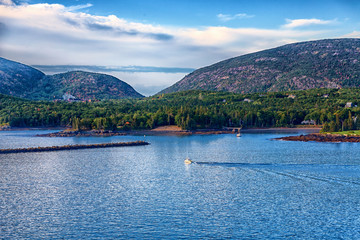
[72,117,79,130]
[335,114,341,132]
[329,121,336,132]
[321,122,330,133]
[348,111,354,130]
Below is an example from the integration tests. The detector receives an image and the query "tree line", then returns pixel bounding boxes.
[2,88,360,132]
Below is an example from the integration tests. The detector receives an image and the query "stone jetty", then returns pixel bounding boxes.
[0,141,149,154]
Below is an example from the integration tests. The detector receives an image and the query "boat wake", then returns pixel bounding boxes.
[191,161,360,185]
[194,161,272,167]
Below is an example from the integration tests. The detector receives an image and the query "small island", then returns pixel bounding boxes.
[275,131,360,143]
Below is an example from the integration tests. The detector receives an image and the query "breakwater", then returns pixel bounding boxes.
[0,141,149,154]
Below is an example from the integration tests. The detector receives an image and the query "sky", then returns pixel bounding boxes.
[0,0,359,96]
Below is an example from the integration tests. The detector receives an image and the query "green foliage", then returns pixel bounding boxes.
[320,122,330,133]
[2,87,360,132]
[72,117,80,130]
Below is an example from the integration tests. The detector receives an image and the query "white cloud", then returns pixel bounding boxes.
[0,2,350,95]
[177,26,322,51]
[282,18,336,29]
[65,3,93,12]
[0,3,172,41]
[0,0,14,5]
[217,13,254,22]
[341,31,360,38]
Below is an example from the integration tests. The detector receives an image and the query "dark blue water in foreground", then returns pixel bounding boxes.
[1,130,360,239]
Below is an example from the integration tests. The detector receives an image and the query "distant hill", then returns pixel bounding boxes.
[160,38,360,94]
[25,71,143,100]
[0,57,45,98]
[0,58,143,100]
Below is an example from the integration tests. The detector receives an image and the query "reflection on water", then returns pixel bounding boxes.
[1,130,360,239]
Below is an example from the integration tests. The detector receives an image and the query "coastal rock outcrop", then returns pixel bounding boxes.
[275,133,360,142]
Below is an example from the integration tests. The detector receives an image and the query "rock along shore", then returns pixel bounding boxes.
[36,130,127,137]
[36,129,234,137]
[0,141,149,154]
[275,133,360,142]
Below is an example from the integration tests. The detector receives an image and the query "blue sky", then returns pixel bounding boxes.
[27,0,263,27]
[0,0,359,95]
[28,0,360,29]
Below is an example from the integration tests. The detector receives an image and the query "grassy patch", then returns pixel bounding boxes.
[324,130,360,136]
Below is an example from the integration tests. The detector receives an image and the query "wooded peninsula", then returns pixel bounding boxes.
[1,88,360,133]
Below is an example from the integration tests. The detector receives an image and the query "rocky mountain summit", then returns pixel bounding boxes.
[160,38,360,94]
[0,57,45,98]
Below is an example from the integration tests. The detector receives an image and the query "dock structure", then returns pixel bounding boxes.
[0,141,149,154]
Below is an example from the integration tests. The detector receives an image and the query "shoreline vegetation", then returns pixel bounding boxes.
[2,88,360,135]
[4,125,360,143]
[36,126,235,137]
[34,125,321,137]
[0,141,149,154]
[1,87,360,146]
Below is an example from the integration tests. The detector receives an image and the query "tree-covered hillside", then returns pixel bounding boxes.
[1,88,360,131]
[0,58,143,100]
[160,38,360,94]
[25,71,144,100]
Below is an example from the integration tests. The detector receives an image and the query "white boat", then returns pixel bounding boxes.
[236,133,241,137]
[184,158,193,164]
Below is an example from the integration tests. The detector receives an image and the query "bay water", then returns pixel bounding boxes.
[1,130,360,239]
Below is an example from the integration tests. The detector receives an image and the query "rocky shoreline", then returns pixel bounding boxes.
[36,129,234,137]
[25,126,320,138]
[36,130,127,137]
[275,133,360,142]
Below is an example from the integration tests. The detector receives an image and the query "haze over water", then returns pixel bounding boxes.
[1,130,360,239]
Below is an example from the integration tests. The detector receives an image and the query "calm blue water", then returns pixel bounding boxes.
[1,130,360,239]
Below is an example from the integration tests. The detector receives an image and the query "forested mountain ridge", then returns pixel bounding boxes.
[160,38,360,94]
[25,71,144,100]
[0,58,143,100]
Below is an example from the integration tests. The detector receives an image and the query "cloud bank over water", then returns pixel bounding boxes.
[33,65,194,74]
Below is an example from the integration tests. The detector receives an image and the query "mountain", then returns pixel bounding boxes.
[25,71,143,100]
[160,38,360,94]
[0,58,143,100]
[0,57,45,98]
